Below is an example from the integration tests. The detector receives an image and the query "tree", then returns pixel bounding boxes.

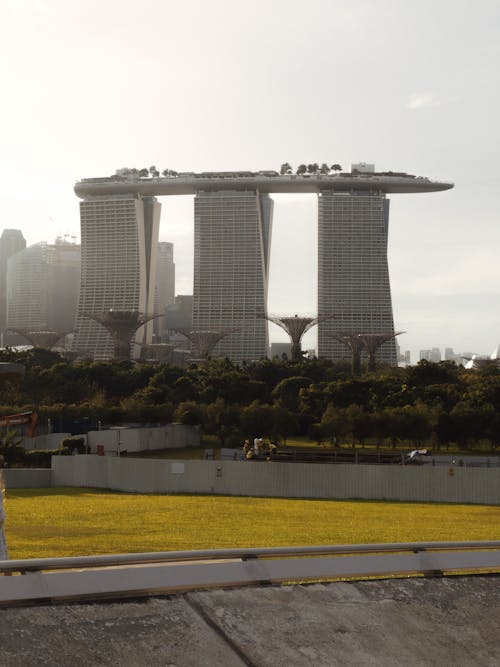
[307,163,319,174]
[296,164,307,175]
[0,429,24,465]
[139,168,149,177]
[331,164,342,172]
[280,163,292,175]
[205,399,242,444]
[174,401,204,426]
[271,406,298,444]
[272,376,312,412]
[320,163,330,174]
[241,401,274,438]
[308,422,325,446]
[320,404,347,445]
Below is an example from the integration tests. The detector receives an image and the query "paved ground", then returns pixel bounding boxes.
[1,576,499,666]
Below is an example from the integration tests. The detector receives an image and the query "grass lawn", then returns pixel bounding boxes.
[4,488,500,560]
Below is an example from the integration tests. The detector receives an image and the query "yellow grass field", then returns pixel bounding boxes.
[5,488,500,560]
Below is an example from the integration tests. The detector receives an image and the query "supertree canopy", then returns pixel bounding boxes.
[358,332,404,372]
[264,314,334,361]
[8,329,69,350]
[87,310,159,361]
[175,328,239,360]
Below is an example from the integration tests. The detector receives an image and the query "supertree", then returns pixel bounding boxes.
[7,329,69,350]
[332,333,365,375]
[175,328,239,360]
[87,310,159,361]
[358,332,404,372]
[263,314,334,361]
[462,355,500,370]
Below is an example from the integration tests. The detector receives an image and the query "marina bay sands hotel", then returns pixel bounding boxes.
[73,166,453,364]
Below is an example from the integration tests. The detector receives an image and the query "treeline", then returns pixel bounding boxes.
[0,348,499,451]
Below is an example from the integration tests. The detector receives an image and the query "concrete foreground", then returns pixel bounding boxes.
[1,576,499,666]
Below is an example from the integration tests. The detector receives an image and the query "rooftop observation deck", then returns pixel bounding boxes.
[74,171,454,198]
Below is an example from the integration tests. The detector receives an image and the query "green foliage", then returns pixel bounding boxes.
[61,437,87,454]
[0,429,25,465]
[0,348,496,451]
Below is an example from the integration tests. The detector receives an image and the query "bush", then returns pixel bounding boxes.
[61,437,88,455]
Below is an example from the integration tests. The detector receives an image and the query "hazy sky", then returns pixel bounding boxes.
[1,0,499,361]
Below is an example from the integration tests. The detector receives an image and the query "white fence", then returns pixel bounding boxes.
[20,424,200,455]
[51,456,500,505]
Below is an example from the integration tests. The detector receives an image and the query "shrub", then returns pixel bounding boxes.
[61,437,88,455]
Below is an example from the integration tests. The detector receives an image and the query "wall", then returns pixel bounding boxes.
[86,424,200,454]
[51,457,500,505]
[4,468,52,488]
[21,425,200,455]
[21,433,72,451]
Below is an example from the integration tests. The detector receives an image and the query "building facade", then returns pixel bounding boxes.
[6,239,80,334]
[0,229,26,344]
[317,189,397,365]
[72,195,160,360]
[193,190,273,363]
[154,241,175,340]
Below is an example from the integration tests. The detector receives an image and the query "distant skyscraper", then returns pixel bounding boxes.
[0,229,26,343]
[317,186,396,365]
[430,347,442,363]
[72,195,160,360]
[193,190,272,363]
[154,241,175,339]
[6,239,80,334]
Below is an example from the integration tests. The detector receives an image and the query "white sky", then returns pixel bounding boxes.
[1,0,499,361]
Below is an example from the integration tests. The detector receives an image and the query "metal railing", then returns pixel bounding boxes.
[1,541,500,607]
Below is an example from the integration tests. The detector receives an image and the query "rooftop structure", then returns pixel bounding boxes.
[75,171,453,198]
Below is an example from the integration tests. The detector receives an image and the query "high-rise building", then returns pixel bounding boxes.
[154,241,175,339]
[75,169,452,364]
[192,190,273,363]
[317,186,396,365]
[6,239,80,334]
[430,347,442,363]
[72,195,160,360]
[0,229,26,343]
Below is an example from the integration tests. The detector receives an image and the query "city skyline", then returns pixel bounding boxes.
[1,0,499,362]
